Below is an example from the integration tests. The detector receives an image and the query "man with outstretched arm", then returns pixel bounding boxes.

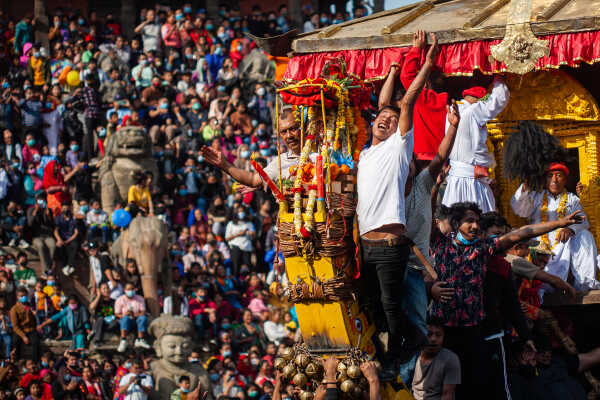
[357,32,438,380]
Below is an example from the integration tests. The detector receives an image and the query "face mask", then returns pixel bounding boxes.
[125,290,135,298]
[241,150,250,159]
[456,232,478,246]
[236,44,242,52]
[98,128,106,137]
[222,350,232,358]
[189,358,199,363]
[37,199,46,208]
[250,358,259,366]
[237,212,246,220]
[179,189,188,196]
[157,289,163,296]
[218,85,226,92]
[28,168,36,174]
[19,295,28,303]
[124,362,132,369]
[68,303,78,310]
[205,24,213,31]
[182,388,190,393]
[260,149,270,157]
[256,87,266,96]
[80,205,88,213]
[78,18,85,25]
[184,6,192,13]
[70,144,79,152]
[175,14,183,21]
[160,103,169,110]
[12,163,19,169]
[187,129,194,137]
[41,361,49,367]
[197,295,205,302]
[24,85,30,91]
[210,373,219,382]
[214,47,222,56]
[1,82,9,89]
[33,52,40,58]
[27,139,36,147]
[192,103,201,111]
[47,280,54,286]
[197,156,204,163]
[141,59,147,65]
[320,17,329,24]
[248,391,259,398]
[46,102,53,109]
[217,32,227,40]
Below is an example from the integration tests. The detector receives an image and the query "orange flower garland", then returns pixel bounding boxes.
[352,106,368,161]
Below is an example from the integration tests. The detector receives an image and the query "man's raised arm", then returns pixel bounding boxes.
[200,146,262,188]
[398,32,438,135]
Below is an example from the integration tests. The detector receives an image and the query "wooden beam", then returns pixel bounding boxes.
[381,0,435,35]
[317,24,343,38]
[463,0,510,28]
[292,16,600,53]
[536,0,572,21]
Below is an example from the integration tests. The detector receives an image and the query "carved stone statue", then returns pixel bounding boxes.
[148,316,213,400]
[98,126,158,214]
[111,216,168,316]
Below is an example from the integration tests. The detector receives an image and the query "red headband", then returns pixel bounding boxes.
[545,162,569,176]
[462,86,487,99]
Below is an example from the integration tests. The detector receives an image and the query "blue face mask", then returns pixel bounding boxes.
[27,139,36,147]
[19,295,28,303]
[489,234,499,238]
[187,129,194,137]
[320,17,329,24]
[222,350,232,358]
[41,361,49,367]
[210,373,220,382]
[192,102,201,111]
[80,205,88,213]
[184,6,192,13]
[1,82,9,89]
[179,189,188,196]
[175,14,183,21]
[98,128,106,137]
[78,18,85,26]
[71,144,79,152]
[125,290,135,298]
[205,24,213,31]
[240,150,250,159]
[214,47,222,56]
[456,232,478,246]
[47,280,54,286]
[124,362,132,369]
[260,149,270,157]
[37,199,46,208]
[46,102,53,109]
[237,212,246,220]
[236,44,242,52]
[33,52,40,58]
[157,289,163,296]
[197,156,204,163]
[182,388,189,393]
[160,103,169,110]
[12,163,19,169]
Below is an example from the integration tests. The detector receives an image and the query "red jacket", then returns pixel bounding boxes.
[400,47,449,160]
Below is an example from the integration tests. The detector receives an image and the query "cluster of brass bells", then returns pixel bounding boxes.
[275,346,323,400]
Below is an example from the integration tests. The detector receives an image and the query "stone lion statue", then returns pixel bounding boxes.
[112,216,168,316]
[99,126,158,214]
[149,316,213,400]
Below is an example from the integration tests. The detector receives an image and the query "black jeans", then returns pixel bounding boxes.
[444,326,487,399]
[13,331,40,361]
[59,240,79,268]
[362,243,410,358]
[92,317,119,343]
[230,245,251,277]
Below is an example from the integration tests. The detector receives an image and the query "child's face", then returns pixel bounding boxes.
[181,380,191,391]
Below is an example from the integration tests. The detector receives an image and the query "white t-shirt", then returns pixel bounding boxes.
[357,128,413,235]
[263,151,318,184]
[225,221,255,252]
[119,372,153,400]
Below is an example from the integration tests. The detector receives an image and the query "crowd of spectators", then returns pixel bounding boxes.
[0,3,375,399]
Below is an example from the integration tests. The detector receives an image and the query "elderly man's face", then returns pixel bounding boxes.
[279,114,300,154]
[159,334,193,365]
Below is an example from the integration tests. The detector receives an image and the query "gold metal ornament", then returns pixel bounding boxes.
[293,372,308,387]
[281,347,295,361]
[300,391,314,400]
[274,358,286,371]
[340,379,356,393]
[490,0,549,74]
[295,353,310,368]
[346,364,361,379]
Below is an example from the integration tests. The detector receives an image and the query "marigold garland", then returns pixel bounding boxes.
[540,191,569,248]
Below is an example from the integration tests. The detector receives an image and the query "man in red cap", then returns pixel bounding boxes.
[441,76,509,212]
[511,162,600,295]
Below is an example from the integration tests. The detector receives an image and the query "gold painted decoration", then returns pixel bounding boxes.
[495,71,600,122]
[490,0,550,74]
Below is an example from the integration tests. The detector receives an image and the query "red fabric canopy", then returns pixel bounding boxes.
[284,30,600,81]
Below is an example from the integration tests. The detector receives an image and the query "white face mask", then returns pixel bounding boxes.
[256,87,266,96]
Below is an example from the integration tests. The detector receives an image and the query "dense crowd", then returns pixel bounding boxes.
[0,3,600,400]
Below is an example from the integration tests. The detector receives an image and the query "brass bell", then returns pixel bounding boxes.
[293,372,308,388]
[346,364,361,379]
[340,379,356,393]
[300,391,314,400]
[281,347,295,361]
[282,364,296,379]
[295,353,310,368]
[336,370,348,383]
[305,362,318,377]
[336,362,347,374]
[274,358,286,371]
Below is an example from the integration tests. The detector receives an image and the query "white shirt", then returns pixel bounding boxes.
[119,372,153,400]
[225,221,255,252]
[263,151,318,184]
[357,128,413,235]
[448,78,509,167]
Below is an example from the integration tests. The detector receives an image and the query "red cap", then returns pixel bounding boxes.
[462,86,487,99]
[545,162,569,176]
